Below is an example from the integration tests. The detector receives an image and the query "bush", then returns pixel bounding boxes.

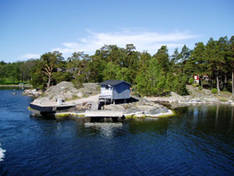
[211,88,217,94]
[188,77,194,85]
[52,72,72,84]
[72,76,84,89]
[199,86,203,90]
[192,83,199,87]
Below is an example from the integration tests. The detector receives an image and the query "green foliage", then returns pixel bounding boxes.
[171,74,188,95]
[188,77,194,85]
[1,35,233,96]
[153,45,170,73]
[102,62,119,80]
[192,83,198,87]
[0,60,37,85]
[52,72,72,84]
[211,88,218,94]
[30,51,65,89]
[135,49,187,96]
[72,75,85,89]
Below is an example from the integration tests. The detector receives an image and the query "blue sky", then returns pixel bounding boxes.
[0,0,233,62]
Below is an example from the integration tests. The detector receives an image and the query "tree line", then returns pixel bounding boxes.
[0,60,36,84]
[0,36,233,96]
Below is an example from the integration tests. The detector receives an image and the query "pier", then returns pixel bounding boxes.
[85,110,123,118]
[29,103,76,113]
[55,110,124,118]
[54,110,125,122]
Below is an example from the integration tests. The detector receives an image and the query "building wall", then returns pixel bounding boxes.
[113,82,130,100]
[100,86,113,99]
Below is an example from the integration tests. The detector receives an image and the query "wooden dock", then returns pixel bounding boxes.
[85,110,123,118]
[30,103,76,113]
[30,102,124,120]
[54,110,125,122]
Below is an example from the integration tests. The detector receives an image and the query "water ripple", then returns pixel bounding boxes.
[1,90,234,176]
[0,143,6,162]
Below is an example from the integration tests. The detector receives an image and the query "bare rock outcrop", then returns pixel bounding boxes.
[103,97,171,117]
[23,89,42,97]
[32,81,100,105]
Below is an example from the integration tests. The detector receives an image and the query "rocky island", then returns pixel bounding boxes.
[28,81,175,120]
[27,80,234,121]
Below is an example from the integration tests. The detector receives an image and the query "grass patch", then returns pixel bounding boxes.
[125,114,146,120]
[125,115,136,119]
[65,95,79,101]
[55,113,71,120]
[78,114,85,117]
[217,97,228,102]
[211,88,217,94]
[156,111,175,118]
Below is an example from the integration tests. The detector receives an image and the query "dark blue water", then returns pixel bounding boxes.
[0,89,234,176]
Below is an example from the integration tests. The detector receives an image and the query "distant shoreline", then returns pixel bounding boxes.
[0,84,32,88]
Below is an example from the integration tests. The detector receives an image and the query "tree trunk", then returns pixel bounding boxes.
[224,74,227,90]
[232,71,234,98]
[47,75,51,88]
[216,75,220,95]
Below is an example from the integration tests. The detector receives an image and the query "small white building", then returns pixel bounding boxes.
[99,80,131,103]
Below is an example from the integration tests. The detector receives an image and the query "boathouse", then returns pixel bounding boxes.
[99,80,131,103]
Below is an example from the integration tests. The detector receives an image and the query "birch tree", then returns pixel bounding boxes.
[40,51,64,88]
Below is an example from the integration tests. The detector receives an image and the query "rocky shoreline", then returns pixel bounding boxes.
[26,81,175,119]
[146,95,234,109]
[23,89,42,97]
[26,82,234,120]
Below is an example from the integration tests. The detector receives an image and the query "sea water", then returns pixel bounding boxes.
[0,143,5,162]
[0,89,234,176]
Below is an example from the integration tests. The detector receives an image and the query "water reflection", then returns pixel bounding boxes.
[179,105,233,131]
[127,119,169,135]
[31,105,234,141]
[84,122,123,138]
[215,104,219,128]
[229,106,234,132]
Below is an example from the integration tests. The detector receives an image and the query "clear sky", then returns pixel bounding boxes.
[0,0,233,62]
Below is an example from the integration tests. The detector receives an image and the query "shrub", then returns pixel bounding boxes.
[192,83,199,87]
[72,79,83,89]
[211,88,217,94]
[188,77,194,85]
[52,72,72,84]
[199,86,203,90]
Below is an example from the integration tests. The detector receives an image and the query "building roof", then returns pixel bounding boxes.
[100,80,131,87]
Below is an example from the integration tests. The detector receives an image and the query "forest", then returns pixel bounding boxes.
[0,36,233,96]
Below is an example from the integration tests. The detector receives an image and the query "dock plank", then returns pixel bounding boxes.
[85,110,123,117]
